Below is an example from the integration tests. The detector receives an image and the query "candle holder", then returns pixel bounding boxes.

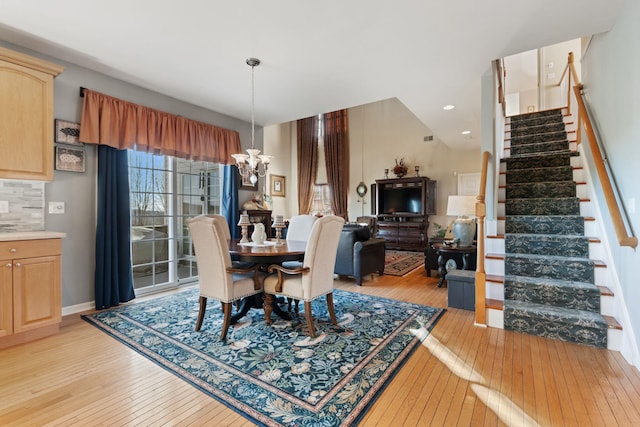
[414,165,420,177]
[272,215,286,245]
[384,168,389,179]
[237,213,251,243]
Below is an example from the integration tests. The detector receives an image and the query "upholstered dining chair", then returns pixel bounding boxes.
[207,214,231,243]
[286,214,318,242]
[263,215,345,337]
[187,215,264,340]
[281,214,318,311]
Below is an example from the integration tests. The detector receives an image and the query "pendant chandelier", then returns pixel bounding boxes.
[232,57,273,185]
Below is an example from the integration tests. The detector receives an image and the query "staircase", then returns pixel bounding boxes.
[497,108,614,348]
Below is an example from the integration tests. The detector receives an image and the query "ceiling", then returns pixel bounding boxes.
[0,0,624,150]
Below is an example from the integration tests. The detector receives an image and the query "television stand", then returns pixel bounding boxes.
[373,177,437,252]
[377,215,428,251]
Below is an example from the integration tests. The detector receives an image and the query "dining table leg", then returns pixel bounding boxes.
[230,293,292,325]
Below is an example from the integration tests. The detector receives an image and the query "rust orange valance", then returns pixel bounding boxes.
[79,89,241,164]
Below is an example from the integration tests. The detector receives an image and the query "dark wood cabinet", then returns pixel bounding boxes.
[245,210,272,238]
[373,177,436,251]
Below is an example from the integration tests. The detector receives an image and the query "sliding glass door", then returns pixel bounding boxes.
[128,149,220,294]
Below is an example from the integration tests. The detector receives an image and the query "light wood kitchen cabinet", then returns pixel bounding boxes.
[0,47,64,181]
[0,238,62,348]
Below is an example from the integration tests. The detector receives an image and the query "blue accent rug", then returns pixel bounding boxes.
[83,287,444,426]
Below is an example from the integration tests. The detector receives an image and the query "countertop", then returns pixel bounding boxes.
[0,231,66,241]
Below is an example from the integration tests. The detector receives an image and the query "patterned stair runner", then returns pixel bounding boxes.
[502,108,608,348]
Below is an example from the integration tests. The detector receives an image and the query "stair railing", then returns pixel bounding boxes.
[557,52,637,249]
[495,58,506,117]
[475,150,491,326]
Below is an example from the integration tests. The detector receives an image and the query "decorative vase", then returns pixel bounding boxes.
[395,171,405,178]
[251,223,267,244]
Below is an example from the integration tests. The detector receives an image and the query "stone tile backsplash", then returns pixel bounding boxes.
[0,179,45,232]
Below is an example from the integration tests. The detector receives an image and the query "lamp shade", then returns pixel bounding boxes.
[446,195,476,217]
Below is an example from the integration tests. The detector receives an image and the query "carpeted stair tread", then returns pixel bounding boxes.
[511,133,568,146]
[505,253,594,283]
[509,109,563,122]
[504,275,601,312]
[510,140,569,157]
[503,300,607,348]
[509,122,566,137]
[506,197,580,216]
[504,154,572,171]
[505,215,585,235]
[505,233,589,257]
[506,181,576,199]
[506,165,574,184]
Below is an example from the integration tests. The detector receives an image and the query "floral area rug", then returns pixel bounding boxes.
[83,287,444,426]
[385,250,425,276]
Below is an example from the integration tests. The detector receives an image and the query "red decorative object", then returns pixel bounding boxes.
[393,158,408,177]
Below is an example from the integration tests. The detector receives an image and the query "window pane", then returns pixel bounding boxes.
[128,148,220,292]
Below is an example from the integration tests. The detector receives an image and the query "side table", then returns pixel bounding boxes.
[435,244,477,287]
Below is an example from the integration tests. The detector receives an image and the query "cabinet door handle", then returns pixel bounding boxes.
[5,263,11,268]
[14,262,21,267]
[10,248,17,253]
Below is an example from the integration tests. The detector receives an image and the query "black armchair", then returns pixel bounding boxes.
[334,224,386,286]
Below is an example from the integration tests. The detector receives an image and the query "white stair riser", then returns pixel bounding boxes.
[486,308,504,329]
[484,258,504,275]
[487,282,503,300]
[485,238,504,254]
[608,328,622,351]
[601,294,615,317]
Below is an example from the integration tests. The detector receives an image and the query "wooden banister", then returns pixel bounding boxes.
[475,151,490,326]
[554,51,636,248]
[573,84,638,248]
[494,59,506,116]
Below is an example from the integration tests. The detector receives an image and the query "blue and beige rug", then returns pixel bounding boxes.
[83,287,444,426]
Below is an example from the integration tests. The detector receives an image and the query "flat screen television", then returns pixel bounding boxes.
[381,186,422,215]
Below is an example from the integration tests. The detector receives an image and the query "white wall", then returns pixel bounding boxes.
[264,97,481,234]
[263,122,297,217]
[580,0,640,365]
[541,38,582,110]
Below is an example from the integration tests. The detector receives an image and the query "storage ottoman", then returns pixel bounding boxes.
[447,269,475,311]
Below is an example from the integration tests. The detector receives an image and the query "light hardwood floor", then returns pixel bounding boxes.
[1,268,640,426]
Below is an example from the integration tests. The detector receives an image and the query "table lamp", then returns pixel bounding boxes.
[272,215,286,245]
[237,213,251,243]
[446,195,476,247]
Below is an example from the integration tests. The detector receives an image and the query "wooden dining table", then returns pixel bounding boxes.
[228,239,306,264]
[228,239,306,324]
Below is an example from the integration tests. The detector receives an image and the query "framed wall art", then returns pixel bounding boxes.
[54,119,81,145]
[55,146,86,173]
[457,172,481,196]
[271,174,285,197]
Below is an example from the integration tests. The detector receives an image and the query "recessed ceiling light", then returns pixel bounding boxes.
[461,130,471,135]
[443,105,455,110]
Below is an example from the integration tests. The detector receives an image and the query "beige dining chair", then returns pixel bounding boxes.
[207,214,231,243]
[281,214,319,312]
[286,214,318,242]
[187,215,264,340]
[263,215,345,337]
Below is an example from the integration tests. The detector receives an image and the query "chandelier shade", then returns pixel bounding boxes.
[233,57,272,186]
